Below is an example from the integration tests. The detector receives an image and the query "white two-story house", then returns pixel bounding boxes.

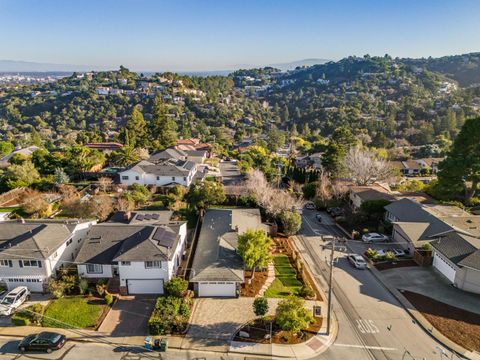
[75,218,187,295]
[0,220,95,292]
[118,158,197,187]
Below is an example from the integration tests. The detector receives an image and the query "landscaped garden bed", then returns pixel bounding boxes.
[374,259,418,271]
[265,255,303,298]
[402,290,480,352]
[241,270,268,297]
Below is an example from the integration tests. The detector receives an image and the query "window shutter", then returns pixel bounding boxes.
[19,260,23,268]
[38,261,42,268]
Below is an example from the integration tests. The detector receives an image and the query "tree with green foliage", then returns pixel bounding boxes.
[121,106,147,147]
[0,141,13,158]
[275,296,314,333]
[437,118,480,203]
[4,161,40,189]
[360,199,391,220]
[302,182,317,199]
[123,183,151,205]
[64,146,106,174]
[53,167,70,185]
[322,126,358,174]
[253,297,269,317]
[149,97,178,150]
[164,277,188,297]
[278,210,302,236]
[185,180,226,210]
[238,229,272,279]
[109,146,141,167]
[266,127,286,152]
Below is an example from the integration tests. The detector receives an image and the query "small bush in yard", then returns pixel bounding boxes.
[299,284,315,299]
[164,277,188,297]
[276,296,314,333]
[105,293,114,306]
[253,297,269,317]
[78,278,89,295]
[11,304,45,326]
[12,312,31,326]
[148,296,191,335]
[384,251,397,262]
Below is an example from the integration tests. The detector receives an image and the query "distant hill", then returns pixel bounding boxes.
[0,60,98,72]
[267,58,331,71]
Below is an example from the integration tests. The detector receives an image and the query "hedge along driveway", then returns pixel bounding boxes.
[264,255,303,298]
[42,297,106,329]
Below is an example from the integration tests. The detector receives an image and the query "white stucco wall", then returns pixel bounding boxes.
[119,261,169,288]
[119,168,196,187]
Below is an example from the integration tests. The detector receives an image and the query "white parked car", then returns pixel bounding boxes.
[392,248,406,257]
[304,202,316,210]
[0,286,30,316]
[348,254,368,269]
[362,233,389,243]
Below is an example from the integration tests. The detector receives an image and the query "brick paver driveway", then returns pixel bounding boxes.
[98,295,156,337]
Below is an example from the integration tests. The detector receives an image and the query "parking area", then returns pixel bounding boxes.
[381,266,480,315]
[97,295,156,337]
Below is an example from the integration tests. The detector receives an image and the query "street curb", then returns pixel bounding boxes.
[368,266,478,360]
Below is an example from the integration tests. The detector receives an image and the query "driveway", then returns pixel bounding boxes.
[183,297,278,351]
[97,296,156,337]
[381,266,480,315]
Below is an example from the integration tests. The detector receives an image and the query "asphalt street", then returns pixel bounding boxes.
[299,209,462,360]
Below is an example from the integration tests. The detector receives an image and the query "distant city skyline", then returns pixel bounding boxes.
[1,0,479,71]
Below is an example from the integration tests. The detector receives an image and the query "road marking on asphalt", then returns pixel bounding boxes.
[356,319,380,334]
[334,343,397,351]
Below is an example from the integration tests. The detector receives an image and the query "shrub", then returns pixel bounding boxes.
[298,284,315,299]
[29,303,45,325]
[253,297,269,317]
[365,248,378,260]
[278,210,302,236]
[164,278,188,298]
[384,251,397,262]
[275,296,314,333]
[78,278,89,295]
[352,230,361,239]
[362,228,369,234]
[48,280,68,299]
[11,312,31,326]
[422,243,433,251]
[96,283,107,297]
[148,296,191,335]
[105,293,114,306]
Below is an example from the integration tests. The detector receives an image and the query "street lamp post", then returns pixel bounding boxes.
[326,236,335,335]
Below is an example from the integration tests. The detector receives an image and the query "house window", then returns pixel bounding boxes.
[66,238,73,246]
[121,261,131,266]
[145,261,161,269]
[86,264,103,274]
[172,176,176,181]
[183,177,187,182]
[135,176,140,180]
[122,175,129,180]
[0,260,11,267]
[156,176,160,180]
[20,260,41,267]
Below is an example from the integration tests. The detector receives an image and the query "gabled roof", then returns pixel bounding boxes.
[148,148,187,163]
[75,223,185,264]
[351,186,396,202]
[0,222,76,260]
[431,231,480,270]
[190,208,268,283]
[123,159,196,177]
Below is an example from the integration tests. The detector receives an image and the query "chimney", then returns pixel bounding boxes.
[124,211,131,221]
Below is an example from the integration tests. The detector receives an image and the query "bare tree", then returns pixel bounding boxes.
[245,169,303,217]
[342,146,394,186]
[21,189,51,217]
[116,197,135,212]
[98,177,113,193]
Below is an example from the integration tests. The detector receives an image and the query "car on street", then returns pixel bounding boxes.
[304,202,316,210]
[18,332,66,353]
[315,213,322,222]
[0,286,30,316]
[327,207,344,217]
[362,233,389,243]
[348,254,368,269]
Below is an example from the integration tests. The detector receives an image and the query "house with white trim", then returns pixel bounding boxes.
[75,214,187,295]
[0,220,95,292]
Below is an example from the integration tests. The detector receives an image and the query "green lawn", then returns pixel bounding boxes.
[265,255,303,298]
[42,297,106,329]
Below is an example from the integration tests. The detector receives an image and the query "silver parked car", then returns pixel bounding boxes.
[0,286,30,316]
[348,254,368,269]
[362,233,389,243]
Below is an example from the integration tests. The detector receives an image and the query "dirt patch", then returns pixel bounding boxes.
[402,290,480,352]
[241,270,268,297]
[375,259,418,271]
[233,316,322,344]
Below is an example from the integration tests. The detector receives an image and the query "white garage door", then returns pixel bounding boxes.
[198,282,236,297]
[127,279,164,294]
[433,253,456,283]
[7,278,43,292]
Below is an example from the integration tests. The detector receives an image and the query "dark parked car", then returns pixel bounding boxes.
[18,332,66,353]
[327,207,345,217]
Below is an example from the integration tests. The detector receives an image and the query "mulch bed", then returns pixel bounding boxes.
[374,259,418,271]
[402,290,480,352]
[233,317,323,344]
[241,270,268,297]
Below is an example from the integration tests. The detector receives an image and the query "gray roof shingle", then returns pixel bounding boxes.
[431,231,480,270]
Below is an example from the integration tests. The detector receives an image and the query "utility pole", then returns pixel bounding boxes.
[326,236,335,335]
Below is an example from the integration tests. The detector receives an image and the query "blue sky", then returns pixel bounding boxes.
[1,0,479,71]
